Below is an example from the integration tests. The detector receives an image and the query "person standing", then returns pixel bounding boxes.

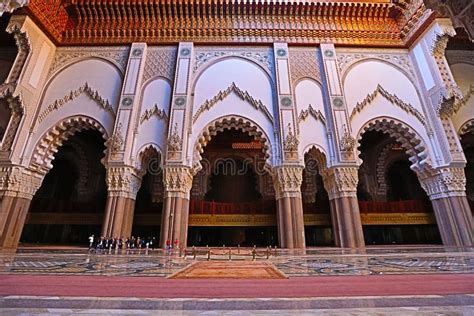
[88,234,94,250]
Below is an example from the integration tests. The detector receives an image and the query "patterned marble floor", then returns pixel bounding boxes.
[1,246,473,277]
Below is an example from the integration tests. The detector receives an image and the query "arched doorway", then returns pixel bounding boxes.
[357,130,442,245]
[188,128,277,247]
[20,130,107,245]
[132,147,163,243]
[301,148,333,246]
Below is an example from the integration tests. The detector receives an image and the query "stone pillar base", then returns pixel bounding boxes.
[0,195,32,252]
[330,195,365,248]
[431,195,473,247]
[101,195,136,238]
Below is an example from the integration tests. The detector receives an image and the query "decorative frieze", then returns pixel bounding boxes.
[38,83,115,123]
[139,104,167,125]
[105,166,142,199]
[419,167,467,199]
[0,166,43,199]
[350,84,426,126]
[192,82,273,124]
[272,165,304,199]
[289,48,321,84]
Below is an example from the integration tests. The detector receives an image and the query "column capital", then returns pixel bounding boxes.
[272,165,304,199]
[164,165,193,199]
[0,166,43,199]
[323,166,359,200]
[105,165,142,199]
[419,167,467,200]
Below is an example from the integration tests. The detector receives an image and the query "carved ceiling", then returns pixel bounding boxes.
[11,0,436,47]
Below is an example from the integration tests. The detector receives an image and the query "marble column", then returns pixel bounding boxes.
[159,166,193,249]
[101,166,141,238]
[324,167,365,249]
[273,165,306,249]
[420,167,473,247]
[0,167,42,252]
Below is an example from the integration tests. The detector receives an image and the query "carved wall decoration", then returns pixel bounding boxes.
[350,84,427,126]
[167,123,183,153]
[337,52,416,81]
[38,83,115,123]
[289,48,321,84]
[283,124,299,161]
[0,92,25,152]
[106,166,142,199]
[419,167,467,199]
[0,0,29,17]
[106,122,124,158]
[164,166,193,197]
[143,47,177,83]
[298,105,326,125]
[192,82,273,124]
[323,167,359,199]
[30,116,107,174]
[272,165,303,199]
[438,84,474,117]
[0,166,43,199]
[139,104,168,125]
[339,125,356,153]
[193,48,273,75]
[48,47,130,77]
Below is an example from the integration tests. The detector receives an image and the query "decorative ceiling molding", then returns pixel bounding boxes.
[23,1,433,47]
[350,84,426,126]
[38,83,115,123]
[140,104,168,125]
[192,82,273,124]
[297,105,326,125]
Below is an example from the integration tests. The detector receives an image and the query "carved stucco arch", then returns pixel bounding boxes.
[2,21,31,87]
[341,57,418,89]
[135,143,163,174]
[356,117,432,172]
[192,55,274,89]
[30,115,108,175]
[48,56,125,81]
[193,115,273,172]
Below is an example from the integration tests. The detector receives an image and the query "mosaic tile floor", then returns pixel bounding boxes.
[1,246,473,277]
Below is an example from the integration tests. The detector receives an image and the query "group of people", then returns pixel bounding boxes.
[88,235,159,252]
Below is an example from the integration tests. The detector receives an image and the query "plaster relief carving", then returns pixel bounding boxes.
[419,167,467,199]
[323,167,359,199]
[438,84,474,117]
[164,166,193,198]
[192,82,273,124]
[139,104,168,125]
[283,124,299,160]
[272,165,303,199]
[193,48,273,74]
[339,125,356,153]
[167,123,183,159]
[297,105,326,125]
[143,47,177,82]
[0,166,43,199]
[337,53,415,80]
[48,47,130,77]
[106,122,124,158]
[38,83,115,123]
[289,49,321,84]
[350,84,426,126]
[1,21,30,89]
[106,166,142,199]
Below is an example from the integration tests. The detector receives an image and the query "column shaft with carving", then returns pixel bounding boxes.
[419,168,473,246]
[0,166,42,251]
[102,166,141,238]
[323,167,365,248]
[273,165,305,248]
[160,166,193,248]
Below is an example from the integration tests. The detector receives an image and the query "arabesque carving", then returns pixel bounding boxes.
[192,82,273,124]
[350,84,426,126]
[38,83,115,123]
[323,167,359,199]
[418,167,467,199]
[0,92,25,152]
[0,166,43,199]
[273,165,303,199]
[106,166,142,199]
[164,166,193,198]
[297,105,326,125]
[140,104,167,125]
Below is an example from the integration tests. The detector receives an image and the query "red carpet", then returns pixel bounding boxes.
[0,274,473,298]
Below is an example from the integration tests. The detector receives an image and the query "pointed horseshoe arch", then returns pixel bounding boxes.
[193,115,273,172]
[30,116,108,174]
